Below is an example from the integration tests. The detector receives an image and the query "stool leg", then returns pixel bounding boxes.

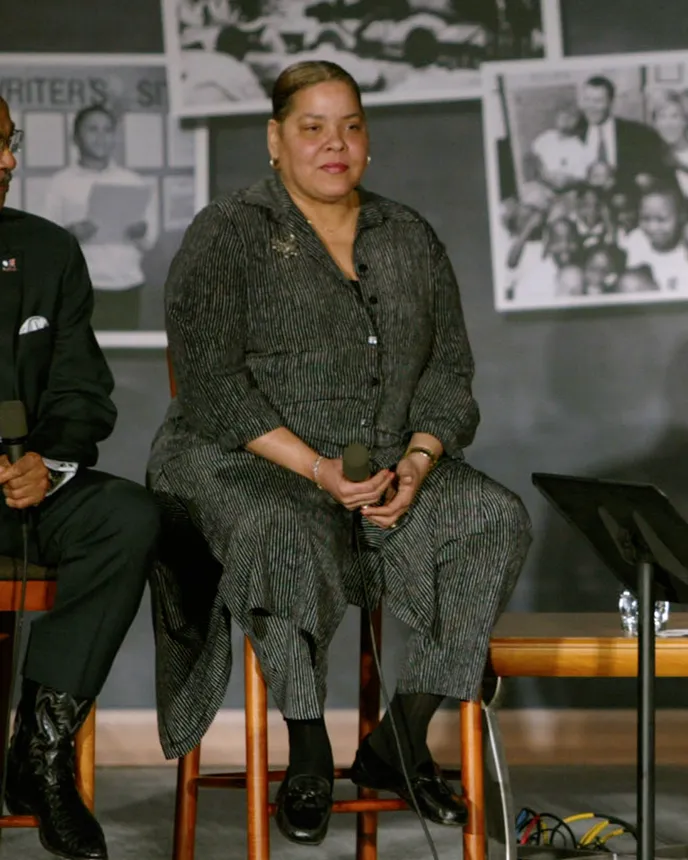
[461,701,486,860]
[173,745,201,860]
[0,612,16,800]
[245,637,270,860]
[356,606,382,860]
[75,704,96,811]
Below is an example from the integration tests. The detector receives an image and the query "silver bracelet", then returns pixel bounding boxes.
[313,455,324,489]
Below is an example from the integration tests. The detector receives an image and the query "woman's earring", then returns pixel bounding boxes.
[367,155,371,165]
[269,157,278,169]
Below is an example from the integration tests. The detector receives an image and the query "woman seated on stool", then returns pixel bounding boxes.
[148,60,532,847]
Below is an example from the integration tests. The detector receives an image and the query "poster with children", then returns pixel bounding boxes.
[482,51,688,311]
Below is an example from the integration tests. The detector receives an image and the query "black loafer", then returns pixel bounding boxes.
[275,773,333,845]
[350,735,468,827]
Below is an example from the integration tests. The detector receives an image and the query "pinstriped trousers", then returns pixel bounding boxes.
[153,446,532,721]
[245,458,532,718]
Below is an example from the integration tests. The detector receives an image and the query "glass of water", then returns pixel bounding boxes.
[618,589,670,636]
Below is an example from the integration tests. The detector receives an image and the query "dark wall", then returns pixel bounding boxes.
[4,0,688,709]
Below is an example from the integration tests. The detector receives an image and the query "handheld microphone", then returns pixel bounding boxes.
[342,442,370,483]
[0,400,28,464]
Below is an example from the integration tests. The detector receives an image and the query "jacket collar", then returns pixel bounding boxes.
[241,173,387,232]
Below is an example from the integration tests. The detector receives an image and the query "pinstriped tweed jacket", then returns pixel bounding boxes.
[151,174,479,474]
[147,174,481,757]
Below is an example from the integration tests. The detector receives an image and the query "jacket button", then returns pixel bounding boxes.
[370,377,380,387]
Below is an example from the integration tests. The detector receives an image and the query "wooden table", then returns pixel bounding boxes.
[490,612,688,678]
[477,613,688,860]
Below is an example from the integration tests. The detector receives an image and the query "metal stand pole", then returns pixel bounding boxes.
[637,559,656,860]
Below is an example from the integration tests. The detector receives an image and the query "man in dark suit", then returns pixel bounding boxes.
[0,97,160,859]
[578,75,668,189]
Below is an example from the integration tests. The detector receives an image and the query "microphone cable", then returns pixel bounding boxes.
[352,515,441,860]
[0,514,30,814]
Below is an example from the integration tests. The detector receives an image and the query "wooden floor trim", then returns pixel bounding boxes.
[91,708,688,767]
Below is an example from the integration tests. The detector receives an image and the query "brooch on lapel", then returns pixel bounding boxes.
[271,233,299,258]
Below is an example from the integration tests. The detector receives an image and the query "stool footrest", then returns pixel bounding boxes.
[0,815,39,828]
[195,765,463,792]
[266,798,411,815]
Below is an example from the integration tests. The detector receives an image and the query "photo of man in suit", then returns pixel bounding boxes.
[0,96,160,860]
[484,54,688,311]
[578,75,667,190]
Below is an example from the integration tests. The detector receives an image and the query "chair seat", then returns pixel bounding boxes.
[0,556,55,581]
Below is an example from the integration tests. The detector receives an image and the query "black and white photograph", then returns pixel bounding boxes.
[483,50,688,312]
[0,54,204,347]
[162,0,562,118]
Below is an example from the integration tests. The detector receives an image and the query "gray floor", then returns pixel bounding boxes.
[1,766,687,859]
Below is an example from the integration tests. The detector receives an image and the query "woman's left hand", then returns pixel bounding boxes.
[361,454,429,529]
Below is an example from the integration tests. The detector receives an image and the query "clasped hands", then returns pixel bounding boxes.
[0,453,50,509]
[316,454,430,529]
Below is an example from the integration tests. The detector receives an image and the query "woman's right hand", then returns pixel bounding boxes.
[316,458,394,511]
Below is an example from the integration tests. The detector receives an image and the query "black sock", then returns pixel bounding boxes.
[368,692,444,772]
[286,717,334,783]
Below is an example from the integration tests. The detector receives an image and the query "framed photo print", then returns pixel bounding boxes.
[0,54,206,347]
[162,0,563,118]
[483,50,688,311]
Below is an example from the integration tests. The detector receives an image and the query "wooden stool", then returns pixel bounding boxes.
[172,605,485,860]
[166,349,486,860]
[0,555,96,829]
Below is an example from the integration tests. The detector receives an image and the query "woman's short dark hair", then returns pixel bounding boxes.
[73,104,117,138]
[271,61,363,122]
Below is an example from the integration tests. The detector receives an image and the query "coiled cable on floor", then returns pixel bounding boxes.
[516,807,637,851]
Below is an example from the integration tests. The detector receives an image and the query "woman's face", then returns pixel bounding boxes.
[76,111,116,161]
[267,80,369,204]
[654,100,687,147]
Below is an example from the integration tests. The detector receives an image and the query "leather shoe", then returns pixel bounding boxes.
[350,734,468,827]
[275,772,333,845]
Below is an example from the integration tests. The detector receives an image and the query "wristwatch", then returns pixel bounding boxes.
[46,468,65,493]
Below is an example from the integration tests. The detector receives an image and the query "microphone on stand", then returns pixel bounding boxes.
[340,443,438,856]
[0,400,28,464]
[0,400,30,815]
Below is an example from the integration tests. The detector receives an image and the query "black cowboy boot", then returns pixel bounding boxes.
[4,678,107,859]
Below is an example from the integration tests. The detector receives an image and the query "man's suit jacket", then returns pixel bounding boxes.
[0,207,117,466]
[580,116,668,188]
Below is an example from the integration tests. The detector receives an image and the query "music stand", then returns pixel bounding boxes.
[532,473,688,860]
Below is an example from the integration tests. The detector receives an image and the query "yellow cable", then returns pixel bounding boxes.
[599,827,625,845]
[580,820,610,846]
[563,813,595,824]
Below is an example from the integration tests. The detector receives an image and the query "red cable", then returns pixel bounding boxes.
[520,816,540,845]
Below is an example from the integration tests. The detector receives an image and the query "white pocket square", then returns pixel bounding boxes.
[19,315,49,335]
